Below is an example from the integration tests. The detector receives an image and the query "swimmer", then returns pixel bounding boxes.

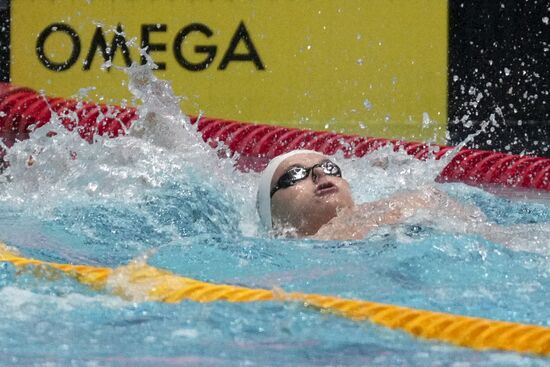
[257,150,488,240]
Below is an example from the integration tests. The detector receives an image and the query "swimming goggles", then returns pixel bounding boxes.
[270,159,342,197]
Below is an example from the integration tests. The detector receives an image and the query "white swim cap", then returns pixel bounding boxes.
[257,149,324,230]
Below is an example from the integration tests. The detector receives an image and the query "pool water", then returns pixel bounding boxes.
[0,66,549,366]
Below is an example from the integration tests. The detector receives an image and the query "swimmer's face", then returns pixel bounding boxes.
[270,153,355,235]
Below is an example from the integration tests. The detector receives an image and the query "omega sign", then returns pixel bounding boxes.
[35,21,265,72]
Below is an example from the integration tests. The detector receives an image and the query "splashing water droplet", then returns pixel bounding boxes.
[422,112,432,128]
[363,99,372,110]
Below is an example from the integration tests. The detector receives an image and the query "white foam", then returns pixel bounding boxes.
[0,60,251,224]
[0,286,127,321]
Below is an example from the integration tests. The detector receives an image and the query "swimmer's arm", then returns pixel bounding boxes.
[311,187,487,241]
[310,205,404,241]
[311,220,378,241]
[368,186,487,224]
[310,192,428,240]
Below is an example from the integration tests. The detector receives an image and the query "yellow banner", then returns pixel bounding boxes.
[11,0,448,142]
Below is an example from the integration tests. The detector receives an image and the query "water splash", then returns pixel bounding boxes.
[0,43,543,245]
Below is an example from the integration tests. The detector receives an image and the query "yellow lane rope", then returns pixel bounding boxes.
[1,242,549,356]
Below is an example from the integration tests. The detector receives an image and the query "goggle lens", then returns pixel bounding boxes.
[270,160,342,197]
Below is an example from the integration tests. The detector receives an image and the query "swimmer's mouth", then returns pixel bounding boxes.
[315,182,338,196]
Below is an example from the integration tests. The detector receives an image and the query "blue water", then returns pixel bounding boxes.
[1,68,550,366]
[1,178,550,366]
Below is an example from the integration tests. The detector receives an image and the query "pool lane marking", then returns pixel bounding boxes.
[1,242,549,356]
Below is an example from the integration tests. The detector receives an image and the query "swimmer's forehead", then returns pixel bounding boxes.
[270,152,327,187]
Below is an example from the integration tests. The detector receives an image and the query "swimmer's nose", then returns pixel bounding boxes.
[311,165,326,183]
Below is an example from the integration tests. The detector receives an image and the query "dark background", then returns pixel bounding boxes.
[0,0,9,82]
[1,0,549,156]
[448,0,550,156]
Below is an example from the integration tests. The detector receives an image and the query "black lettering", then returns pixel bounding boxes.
[141,24,167,70]
[173,23,216,71]
[218,21,264,70]
[83,23,132,70]
[36,23,81,72]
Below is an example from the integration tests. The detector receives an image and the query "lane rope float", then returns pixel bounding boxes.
[1,242,549,356]
[4,83,550,190]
